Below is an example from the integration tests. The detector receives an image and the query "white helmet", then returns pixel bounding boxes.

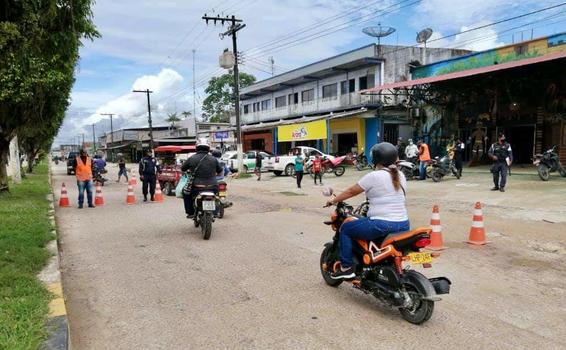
[196,138,210,152]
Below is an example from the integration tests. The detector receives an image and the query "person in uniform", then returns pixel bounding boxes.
[73,149,94,209]
[417,139,431,180]
[454,137,465,177]
[488,133,513,192]
[138,150,160,201]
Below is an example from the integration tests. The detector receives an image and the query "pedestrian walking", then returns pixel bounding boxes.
[454,137,465,177]
[139,150,160,202]
[117,156,128,183]
[73,149,94,209]
[255,151,262,181]
[294,152,305,189]
[417,139,431,180]
[312,154,323,186]
[488,133,513,192]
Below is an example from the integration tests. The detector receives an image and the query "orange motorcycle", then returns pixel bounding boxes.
[320,191,451,324]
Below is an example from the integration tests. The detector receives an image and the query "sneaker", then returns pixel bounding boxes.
[491,187,499,191]
[78,205,83,209]
[150,196,155,201]
[330,266,356,280]
[499,187,505,192]
[143,196,148,202]
[88,204,95,208]
[186,214,194,219]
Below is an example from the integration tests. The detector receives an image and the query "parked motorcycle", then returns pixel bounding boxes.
[216,181,233,219]
[307,156,346,177]
[398,157,433,180]
[353,152,369,171]
[193,190,218,240]
[533,145,566,181]
[430,156,460,182]
[320,189,451,324]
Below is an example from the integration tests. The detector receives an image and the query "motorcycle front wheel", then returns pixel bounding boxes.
[538,164,550,181]
[401,167,413,180]
[559,167,566,177]
[320,245,343,287]
[432,170,442,182]
[217,205,225,219]
[201,212,212,240]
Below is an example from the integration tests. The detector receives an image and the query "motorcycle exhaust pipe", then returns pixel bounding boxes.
[361,280,405,306]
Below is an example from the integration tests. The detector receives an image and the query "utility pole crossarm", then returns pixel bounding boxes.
[133,89,155,153]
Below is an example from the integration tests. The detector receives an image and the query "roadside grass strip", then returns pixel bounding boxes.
[0,163,54,349]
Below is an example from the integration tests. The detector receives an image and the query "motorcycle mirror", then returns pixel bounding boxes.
[322,187,333,197]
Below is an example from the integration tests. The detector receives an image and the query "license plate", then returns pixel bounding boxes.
[408,252,433,265]
[219,191,226,197]
[202,200,216,211]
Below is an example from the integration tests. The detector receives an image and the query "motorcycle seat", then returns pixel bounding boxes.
[380,227,432,248]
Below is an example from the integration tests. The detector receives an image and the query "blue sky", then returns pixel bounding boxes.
[55,0,566,146]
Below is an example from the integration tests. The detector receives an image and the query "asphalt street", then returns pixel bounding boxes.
[52,163,566,349]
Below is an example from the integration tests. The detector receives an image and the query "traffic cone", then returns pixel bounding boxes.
[126,181,136,205]
[154,181,164,202]
[466,202,488,245]
[130,172,137,185]
[59,182,70,207]
[428,205,446,250]
[94,183,104,206]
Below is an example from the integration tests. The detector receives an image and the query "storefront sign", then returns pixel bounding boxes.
[123,130,138,141]
[213,131,230,140]
[278,120,327,142]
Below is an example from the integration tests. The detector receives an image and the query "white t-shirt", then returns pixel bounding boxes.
[358,169,408,222]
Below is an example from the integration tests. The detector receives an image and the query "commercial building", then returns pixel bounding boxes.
[364,32,566,164]
[239,43,469,157]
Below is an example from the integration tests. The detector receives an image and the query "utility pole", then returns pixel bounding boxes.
[269,56,275,76]
[203,13,246,173]
[92,124,96,154]
[100,113,115,161]
[133,89,154,153]
[192,49,197,119]
[81,134,85,149]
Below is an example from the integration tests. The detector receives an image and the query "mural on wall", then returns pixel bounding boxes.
[413,33,566,79]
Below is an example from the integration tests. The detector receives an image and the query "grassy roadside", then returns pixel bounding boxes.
[0,163,53,349]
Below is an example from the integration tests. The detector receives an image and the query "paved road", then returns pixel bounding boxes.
[53,163,566,349]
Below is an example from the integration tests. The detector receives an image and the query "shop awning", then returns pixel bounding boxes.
[154,145,196,153]
[361,51,566,93]
[100,141,135,150]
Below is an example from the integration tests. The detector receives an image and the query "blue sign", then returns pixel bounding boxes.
[214,131,230,140]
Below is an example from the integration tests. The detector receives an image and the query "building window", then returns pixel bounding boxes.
[301,89,314,103]
[288,92,298,105]
[243,104,250,114]
[252,102,260,112]
[349,79,355,92]
[367,74,375,89]
[261,99,272,110]
[359,76,368,90]
[275,95,287,108]
[322,83,338,98]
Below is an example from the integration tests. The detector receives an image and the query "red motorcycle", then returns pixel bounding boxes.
[307,156,346,177]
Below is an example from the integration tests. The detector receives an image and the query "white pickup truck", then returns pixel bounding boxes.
[265,146,334,176]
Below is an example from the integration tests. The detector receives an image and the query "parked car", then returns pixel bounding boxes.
[228,150,274,173]
[265,146,334,176]
[66,151,78,175]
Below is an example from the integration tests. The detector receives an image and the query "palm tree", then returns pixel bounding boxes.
[181,111,192,119]
[165,112,181,128]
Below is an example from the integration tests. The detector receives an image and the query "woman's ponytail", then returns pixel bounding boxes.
[388,164,401,191]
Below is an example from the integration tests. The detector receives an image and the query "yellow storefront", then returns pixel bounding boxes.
[329,118,365,155]
[277,119,327,154]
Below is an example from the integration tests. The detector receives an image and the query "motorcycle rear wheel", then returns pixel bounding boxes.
[399,271,435,324]
[320,245,343,287]
[201,212,212,240]
[401,167,413,180]
[432,171,442,182]
[334,166,345,177]
[538,164,550,181]
[559,167,566,177]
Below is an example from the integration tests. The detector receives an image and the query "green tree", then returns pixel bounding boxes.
[181,111,192,119]
[165,112,181,128]
[0,0,98,190]
[202,72,256,123]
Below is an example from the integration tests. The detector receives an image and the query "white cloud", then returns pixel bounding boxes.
[427,21,505,51]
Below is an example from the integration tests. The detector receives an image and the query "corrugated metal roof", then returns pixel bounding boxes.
[362,51,566,93]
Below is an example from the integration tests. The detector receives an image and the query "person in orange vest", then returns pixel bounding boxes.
[312,154,323,186]
[417,139,431,180]
[73,149,94,208]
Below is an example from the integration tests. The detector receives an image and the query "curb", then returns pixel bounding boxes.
[39,167,71,350]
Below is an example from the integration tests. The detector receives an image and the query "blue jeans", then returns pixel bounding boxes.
[77,180,94,207]
[118,167,128,181]
[340,217,410,267]
[419,161,427,180]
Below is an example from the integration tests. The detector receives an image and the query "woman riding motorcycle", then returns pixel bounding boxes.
[325,142,409,280]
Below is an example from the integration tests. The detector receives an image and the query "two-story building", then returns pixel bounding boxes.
[239,44,469,156]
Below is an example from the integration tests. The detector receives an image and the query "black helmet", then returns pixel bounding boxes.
[370,142,398,167]
[211,149,222,158]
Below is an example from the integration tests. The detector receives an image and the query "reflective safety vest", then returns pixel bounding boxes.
[76,156,92,181]
[419,144,431,162]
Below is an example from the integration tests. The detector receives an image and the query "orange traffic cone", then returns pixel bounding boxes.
[428,205,446,250]
[466,202,488,245]
[154,181,164,202]
[130,172,137,186]
[59,182,70,207]
[126,181,136,205]
[94,183,104,206]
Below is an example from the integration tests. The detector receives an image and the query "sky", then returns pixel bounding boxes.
[55,0,566,146]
